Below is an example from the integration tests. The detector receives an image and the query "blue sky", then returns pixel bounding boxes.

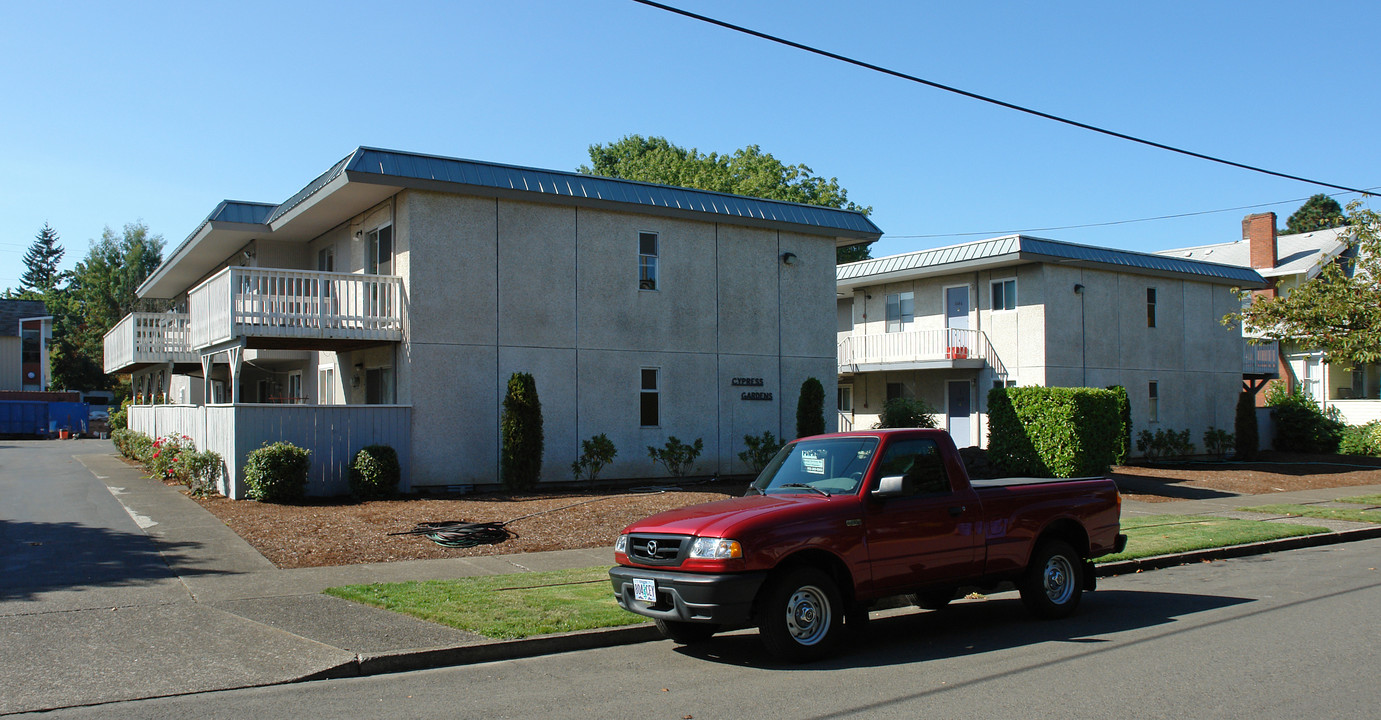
[3,1,1377,289]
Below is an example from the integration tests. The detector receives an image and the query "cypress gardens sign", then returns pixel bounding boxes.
[732,377,773,401]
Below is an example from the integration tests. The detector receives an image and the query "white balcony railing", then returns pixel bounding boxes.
[838,328,1007,377]
[189,267,403,349]
[1243,341,1279,376]
[103,312,199,373]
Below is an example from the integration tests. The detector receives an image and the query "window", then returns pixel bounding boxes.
[365,367,395,405]
[212,380,226,404]
[639,232,658,290]
[640,368,659,426]
[1147,288,1157,328]
[838,384,853,413]
[993,378,1017,390]
[1302,356,1322,399]
[885,291,914,332]
[886,382,904,402]
[991,279,1017,311]
[1149,381,1159,422]
[318,246,335,272]
[367,225,393,275]
[875,438,951,495]
[287,372,303,404]
[318,366,336,405]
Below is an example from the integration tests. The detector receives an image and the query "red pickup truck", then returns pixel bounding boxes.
[609,428,1126,661]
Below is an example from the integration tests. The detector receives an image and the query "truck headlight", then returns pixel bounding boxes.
[614,534,628,553]
[689,537,742,559]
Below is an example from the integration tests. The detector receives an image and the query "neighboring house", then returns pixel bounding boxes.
[103,146,881,499]
[0,299,52,392]
[1159,211,1378,425]
[836,235,1266,451]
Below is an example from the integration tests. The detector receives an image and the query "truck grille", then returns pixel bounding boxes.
[627,534,689,566]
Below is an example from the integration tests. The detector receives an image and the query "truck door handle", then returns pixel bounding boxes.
[948,505,966,517]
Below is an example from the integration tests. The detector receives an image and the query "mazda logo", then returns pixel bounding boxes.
[645,540,658,556]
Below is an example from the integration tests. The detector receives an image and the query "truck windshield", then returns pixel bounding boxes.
[750,437,879,497]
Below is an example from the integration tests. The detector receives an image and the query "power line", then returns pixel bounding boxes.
[884,188,1380,240]
[634,0,1374,197]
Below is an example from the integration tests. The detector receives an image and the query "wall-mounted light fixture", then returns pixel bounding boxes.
[1073,283,1085,295]
[781,252,798,266]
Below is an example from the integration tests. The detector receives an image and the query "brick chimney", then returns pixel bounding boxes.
[1244,212,1278,270]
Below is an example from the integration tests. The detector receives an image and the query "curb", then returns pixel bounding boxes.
[292,526,1381,683]
[1095,524,1381,577]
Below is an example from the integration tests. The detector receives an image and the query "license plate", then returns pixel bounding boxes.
[632,578,657,603]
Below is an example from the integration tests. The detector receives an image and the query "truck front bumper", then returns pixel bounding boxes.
[609,566,768,626]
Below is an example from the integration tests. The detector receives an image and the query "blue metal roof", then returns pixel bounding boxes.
[338,147,882,237]
[210,200,276,225]
[839,235,1265,285]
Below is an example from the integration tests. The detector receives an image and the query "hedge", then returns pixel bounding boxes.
[987,386,1122,478]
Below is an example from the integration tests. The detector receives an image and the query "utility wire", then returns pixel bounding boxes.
[633,0,1373,196]
[886,188,1381,240]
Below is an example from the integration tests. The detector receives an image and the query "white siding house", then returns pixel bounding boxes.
[105,147,881,498]
[837,235,1267,452]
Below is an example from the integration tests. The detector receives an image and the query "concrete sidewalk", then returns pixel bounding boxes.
[3,443,1379,715]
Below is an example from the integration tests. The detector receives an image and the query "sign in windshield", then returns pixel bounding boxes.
[751,437,879,497]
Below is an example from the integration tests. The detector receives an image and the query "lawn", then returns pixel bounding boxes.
[324,566,642,639]
[1238,504,1381,525]
[1338,494,1381,506]
[1094,514,1329,564]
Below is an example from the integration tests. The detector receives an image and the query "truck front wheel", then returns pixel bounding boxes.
[1020,540,1084,619]
[758,567,844,662]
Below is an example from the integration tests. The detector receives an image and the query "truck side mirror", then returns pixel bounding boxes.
[872,475,909,498]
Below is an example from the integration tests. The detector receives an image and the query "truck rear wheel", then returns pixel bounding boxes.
[1020,540,1084,619]
[758,567,844,662]
[655,619,718,645]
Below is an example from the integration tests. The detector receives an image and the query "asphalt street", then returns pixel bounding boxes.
[25,537,1381,720]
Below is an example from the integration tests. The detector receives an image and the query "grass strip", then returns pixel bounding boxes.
[324,566,643,639]
[1239,504,1381,525]
[1336,494,1381,506]
[1096,514,1329,564]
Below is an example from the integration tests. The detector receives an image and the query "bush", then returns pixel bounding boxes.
[1106,385,1132,466]
[873,397,938,429]
[149,433,195,484]
[112,428,146,460]
[1136,429,1195,462]
[244,441,311,502]
[1339,421,1381,457]
[796,378,825,438]
[738,431,784,475]
[1202,427,1235,460]
[500,372,543,490]
[1235,391,1259,460]
[181,449,223,497]
[987,386,1121,478]
[647,436,704,478]
[109,399,131,431]
[571,434,618,484]
[1265,385,1345,453]
[350,445,400,499]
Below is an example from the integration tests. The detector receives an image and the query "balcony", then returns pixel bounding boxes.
[189,267,403,350]
[103,312,200,373]
[838,328,1007,377]
[1243,341,1279,377]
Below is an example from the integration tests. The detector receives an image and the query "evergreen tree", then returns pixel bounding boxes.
[1283,194,1346,235]
[19,223,66,293]
[500,372,544,490]
[796,377,826,438]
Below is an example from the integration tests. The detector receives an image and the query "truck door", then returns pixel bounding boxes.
[863,436,981,594]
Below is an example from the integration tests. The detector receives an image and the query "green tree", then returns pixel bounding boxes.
[1229,202,1381,366]
[579,135,873,264]
[1283,194,1346,235]
[49,222,165,390]
[500,372,544,490]
[19,223,66,295]
[796,377,825,438]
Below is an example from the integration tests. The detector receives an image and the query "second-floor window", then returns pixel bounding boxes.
[1147,288,1157,328]
[885,291,914,333]
[991,279,1016,311]
[639,232,658,291]
[367,225,393,275]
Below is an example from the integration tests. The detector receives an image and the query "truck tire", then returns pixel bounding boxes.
[655,619,718,645]
[1019,540,1084,619]
[758,567,844,662]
